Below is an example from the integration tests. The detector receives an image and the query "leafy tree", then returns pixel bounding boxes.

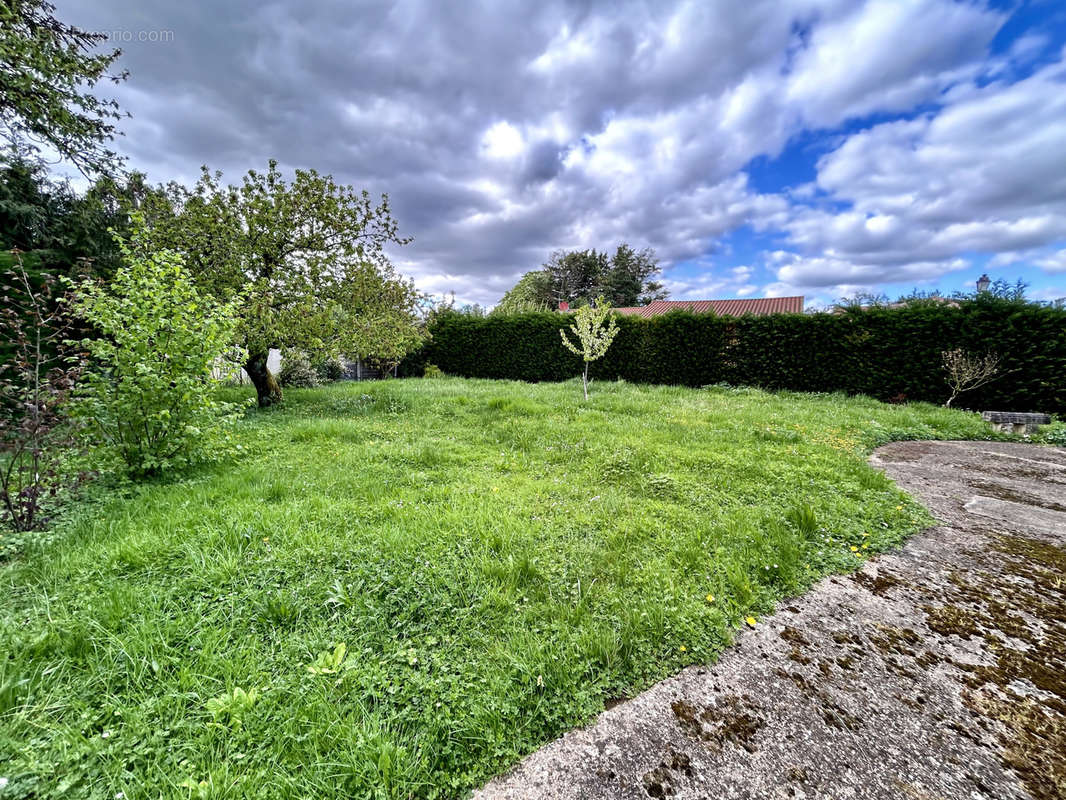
[493,269,552,314]
[145,161,423,407]
[546,248,608,307]
[0,155,137,276]
[0,0,128,177]
[508,244,667,310]
[559,297,619,400]
[0,156,158,375]
[0,251,86,531]
[602,244,666,306]
[70,219,245,477]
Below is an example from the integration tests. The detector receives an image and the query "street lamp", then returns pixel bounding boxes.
[976,274,991,293]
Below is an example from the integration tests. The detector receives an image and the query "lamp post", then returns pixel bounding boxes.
[976,274,991,293]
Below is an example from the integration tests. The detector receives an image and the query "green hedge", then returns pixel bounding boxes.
[402,298,1066,413]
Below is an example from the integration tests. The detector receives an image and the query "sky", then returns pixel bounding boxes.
[55,0,1066,309]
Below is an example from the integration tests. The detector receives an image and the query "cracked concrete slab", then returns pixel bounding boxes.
[474,441,1066,800]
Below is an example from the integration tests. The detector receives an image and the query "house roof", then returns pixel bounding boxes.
[613,297,804,317]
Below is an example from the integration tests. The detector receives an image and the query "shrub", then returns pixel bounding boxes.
[423,363,443,378]
[71,222,245,478]
[410,298,1066,414]
[0,254,87,531]
[314,356,346,383]
[279,351,320,388]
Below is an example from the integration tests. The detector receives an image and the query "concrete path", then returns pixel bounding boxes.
[475,441,1066,800]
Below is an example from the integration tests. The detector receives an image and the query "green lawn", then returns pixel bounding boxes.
[0,378,990,799]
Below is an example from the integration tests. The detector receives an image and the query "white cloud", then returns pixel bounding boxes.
[785,0,1003,126]
[774,50,1066,288]
[53,0,1060,306]
[481,121,526,161]
[1036,249,1066,274]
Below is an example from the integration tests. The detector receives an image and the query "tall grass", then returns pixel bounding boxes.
[0,378,991,798]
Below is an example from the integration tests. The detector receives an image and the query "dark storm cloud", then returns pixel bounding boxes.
[54,0,1064,304]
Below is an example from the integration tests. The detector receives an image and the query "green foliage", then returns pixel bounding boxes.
[602,243,667,306]
[70,220,246,477]
[0,0,128,177]
[560,298,621,399]
[510,244,666,310]
[493,269,553,315]
[0,378,989,798]
[0,157,155,367]
[545,248,607,306]
[313,355,346,383]
[278,351,321,388]
[306,642,352,675]
[1036,420,1066,446]
[145,160,423,406]
[423,362,444,378]
[412,298,1066,414]
[205,686,259,729]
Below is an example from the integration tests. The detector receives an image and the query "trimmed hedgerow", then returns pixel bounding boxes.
[405,298,1066,413]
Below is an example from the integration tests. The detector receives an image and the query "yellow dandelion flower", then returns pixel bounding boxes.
[895,505,903,510]
[849,545,858,552]
[706,594,715,604]
[679,645,687,652]
[492,487,499,492]
[745,616,757,628]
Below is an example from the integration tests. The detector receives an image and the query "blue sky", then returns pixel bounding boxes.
[661,0,1066,307]
[60,0,1066,307]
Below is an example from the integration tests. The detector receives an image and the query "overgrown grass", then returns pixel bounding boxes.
[0,378,993,798]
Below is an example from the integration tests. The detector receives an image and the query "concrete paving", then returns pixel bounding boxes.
[475,440,1066,800]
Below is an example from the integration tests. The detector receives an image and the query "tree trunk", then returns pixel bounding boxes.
[582,362,589,401]
[245,351,282,408]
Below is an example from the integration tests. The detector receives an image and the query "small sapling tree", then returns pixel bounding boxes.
[0,252,86,531]
[560,297,619,400]
[941,348,1001,408]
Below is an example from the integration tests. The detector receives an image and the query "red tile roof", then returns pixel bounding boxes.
[614,297,803,317]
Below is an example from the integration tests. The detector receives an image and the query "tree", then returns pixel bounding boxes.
[0,251,86,530]
[559,297,619,400]
[509,244,667,309]
[146,161,423,407]
[493,269,552,314]
[0,154,142,370]
[0,0,128,177]
[941,348,1001,408]
[71,219,245,477]
[546,248,608,307]
[0,154,137,278]
[603,244,666,306]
